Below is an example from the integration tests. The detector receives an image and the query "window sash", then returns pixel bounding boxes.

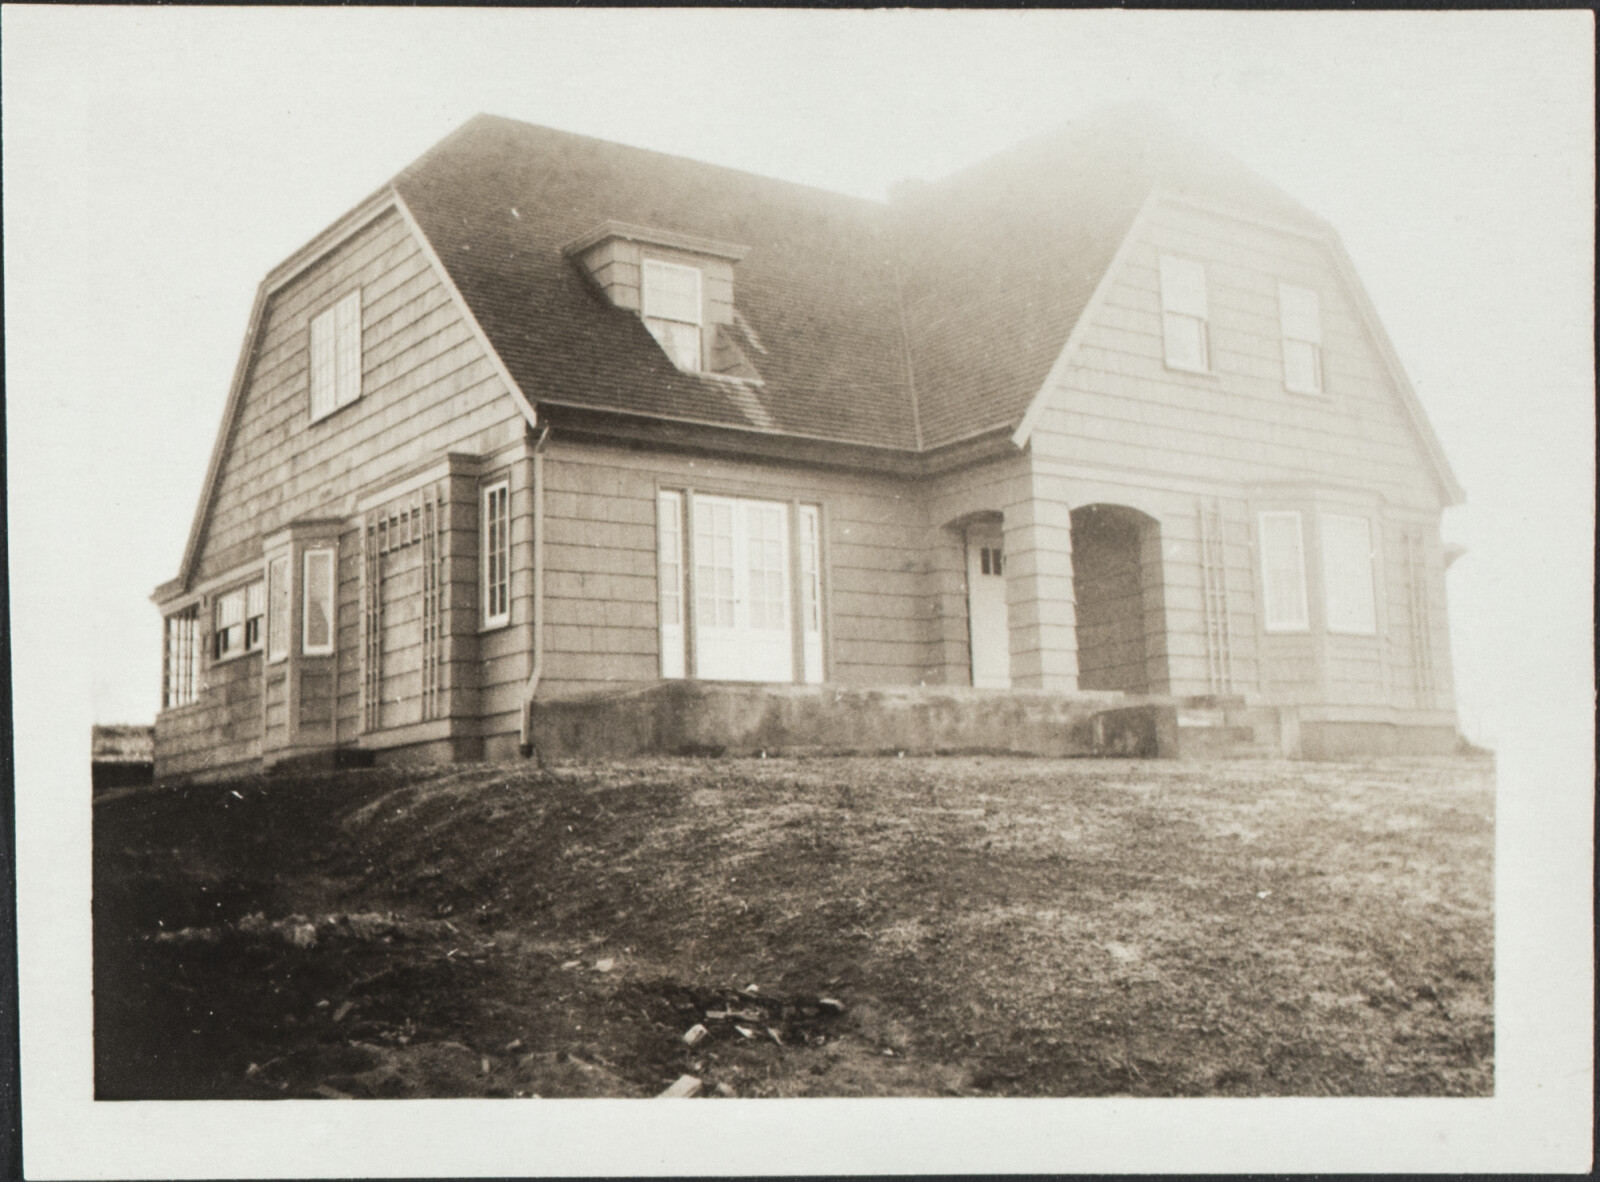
[798,504,824,684]
[1163,311,1209,372]
[309,290,362,421]
[267,556,290,661]
[641,259,702,325]
[1283,338,1322,395]
[164,607,201,708]
[1258,511,1310,632]
[303,548,336,655]
[1159,255,1208,317]
[657,491,685,679]
[645,318,702,371]
[1321,513,1378,635]
[1278,283,1322,344]
[482,481,511,627]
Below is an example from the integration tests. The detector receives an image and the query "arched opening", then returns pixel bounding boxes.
[1070,504,1167,694]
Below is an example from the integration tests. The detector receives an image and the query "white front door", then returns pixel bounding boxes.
[966,522,1010,689]
[693,495,793,682]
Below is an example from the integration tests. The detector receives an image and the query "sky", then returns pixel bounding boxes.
[4,8,1592,748]
[3,10,1594,1175]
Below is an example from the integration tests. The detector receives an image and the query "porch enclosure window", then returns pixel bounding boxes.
[1279,282,1323,395]
[1159,254,1209,372]
[641,259,702,372]
[1320,513,1377,635]
[302,548,336,655]
[163,605,201,708]
[309,289,362,421]
[1258,511,1309,632]
[659,492,823,683]
[267,555,290,662]
[213,579,265,658]
[482,480,510,628]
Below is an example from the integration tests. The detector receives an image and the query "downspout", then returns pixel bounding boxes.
[518,423,552,757]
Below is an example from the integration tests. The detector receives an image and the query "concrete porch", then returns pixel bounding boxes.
[525,681,1294,762]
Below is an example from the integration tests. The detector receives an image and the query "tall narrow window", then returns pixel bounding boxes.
[1159,255,1209,372]
[744,503,787,631]
[1279,282,1323,395]
[657,491,686,679]
[694,499,736,630]
[1258,511,1309,632]
[482,481,511,628]
[641,259,703,371]
[309,289,363,421]
[267,555,290,662]
[163,606,201,708]
[1320,513,1377,635]
[303,548,336,655]
[798,504,824,684]
[245,580,266,651]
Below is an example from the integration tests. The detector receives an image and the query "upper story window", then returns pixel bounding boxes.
[641,259,703,372]
[213,579,265,659]
[1279,283,1324,395]
[1258,511,1310,633]
[1159,255,1210,373]
[309,289,363,421]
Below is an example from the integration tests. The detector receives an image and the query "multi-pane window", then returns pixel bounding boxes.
[1159,255,1209,372]
[163,606,201,708]
[744,503,787,631]
[798,504,824,684]
[267,555,290,662]
[694,499,736,629]
[482,481,510,628]
[657,491,686,678]
[1279,283,1324,395]
[1320,513,1377,635]
[979,546,1004,576]
[302,548,336,655]
[212,580,265,658]
[641,259,703,371]
[309,289,362,421]
[1258,511,1310,632]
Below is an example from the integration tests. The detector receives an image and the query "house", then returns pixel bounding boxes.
[151,108,1463,778]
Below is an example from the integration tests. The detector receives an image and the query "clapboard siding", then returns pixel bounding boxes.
[194,209,521,583]
[538,441,941,695]
[153,651,263,777]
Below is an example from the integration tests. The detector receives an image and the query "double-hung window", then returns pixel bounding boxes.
[213,580,265,659]
[1279,283,1324,395]
[1159,255,1209,372]
[302,548,336,655]
[309,289,363,421]
[641,259,703,372]
[1258,511,1310,632]
[163,606,201,708]
[482,481,510,628]
[1320,513,1377,635]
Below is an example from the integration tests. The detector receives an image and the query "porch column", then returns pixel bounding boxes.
[1004,474,1079,691]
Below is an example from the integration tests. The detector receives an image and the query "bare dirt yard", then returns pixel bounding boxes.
[94,754,1493,1099]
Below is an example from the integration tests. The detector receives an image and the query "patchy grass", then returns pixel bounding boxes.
[94,754,1493,1099]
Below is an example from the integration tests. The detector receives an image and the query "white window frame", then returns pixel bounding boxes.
[1159,254,1210,373]
[267,555,290,663]
[641,258,703,372]
[212,579,265,661]
[657,490,686,679]
[1258,511,1310,633]
[1279,282,1324,396]
[1320,513,1378,636]
[163,605,202,709]
[481,480,511,629]
[798,504,824,685]
[309,289,363,422]
[302,547,336,656]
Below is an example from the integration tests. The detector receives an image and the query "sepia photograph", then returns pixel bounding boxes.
[6,6,1593,1177]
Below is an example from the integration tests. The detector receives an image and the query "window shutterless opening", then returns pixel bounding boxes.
[212,579,265,660]
[267,555,290,662]
[482,480,511,628]
[309,289,363,422]
[302,548,336,655]
[641,259,703,372]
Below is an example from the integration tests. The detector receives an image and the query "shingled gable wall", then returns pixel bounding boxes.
[1021,193,1457,737]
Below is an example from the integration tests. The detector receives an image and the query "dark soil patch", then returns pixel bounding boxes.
[93,755,1494,1098]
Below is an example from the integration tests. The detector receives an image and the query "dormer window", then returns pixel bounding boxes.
[641,259,703,371]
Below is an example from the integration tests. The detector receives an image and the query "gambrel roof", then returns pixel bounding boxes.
[163,107,1463,593]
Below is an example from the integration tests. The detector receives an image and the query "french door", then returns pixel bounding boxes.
[692,495,794,682]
